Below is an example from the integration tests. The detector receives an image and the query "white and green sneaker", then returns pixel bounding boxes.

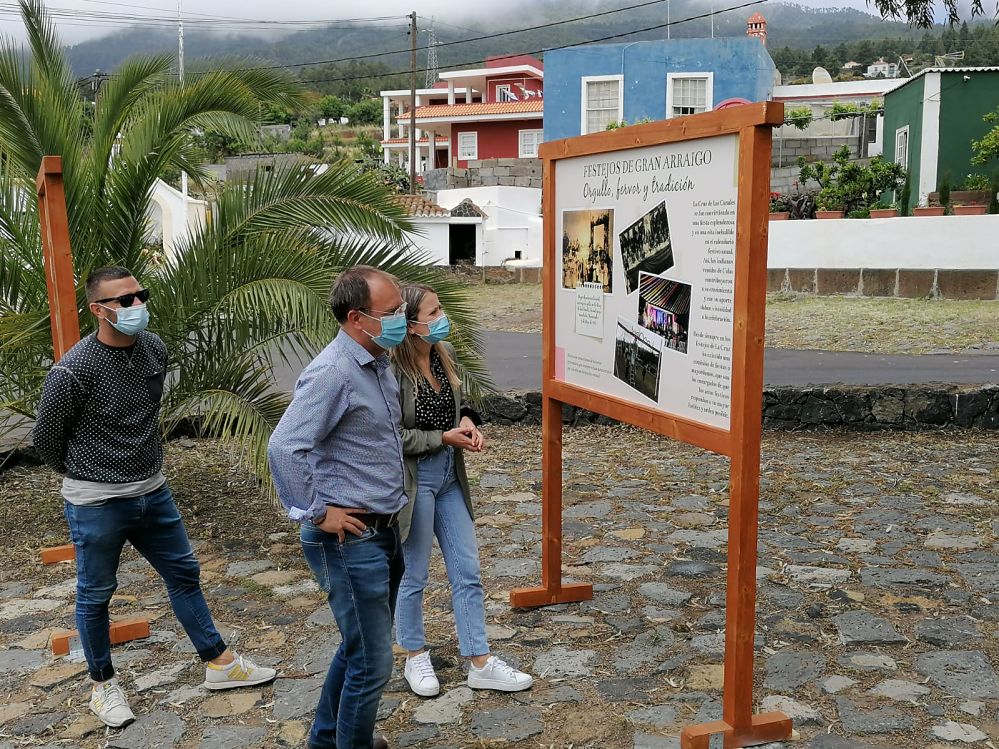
[203,652,277,690]
[89,679,136,728]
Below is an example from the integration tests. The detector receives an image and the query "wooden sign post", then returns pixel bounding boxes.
[36,156,80,360]
[509,102,790,749]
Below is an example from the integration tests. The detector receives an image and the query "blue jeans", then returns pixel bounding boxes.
[395,447,489,658]
[301,521,403,749]
[64,484,226,682]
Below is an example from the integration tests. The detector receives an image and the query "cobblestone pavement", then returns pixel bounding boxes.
[1,426,997,748]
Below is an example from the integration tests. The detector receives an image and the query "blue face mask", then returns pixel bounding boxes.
[418,314,451,344]
[360,310,408,349]
[102,304,149,336]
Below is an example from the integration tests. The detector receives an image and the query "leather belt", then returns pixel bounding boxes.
[329,506,400,531]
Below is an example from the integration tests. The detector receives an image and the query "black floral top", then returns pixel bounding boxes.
[415,350,456,431]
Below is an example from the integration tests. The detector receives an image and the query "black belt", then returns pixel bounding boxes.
[329,506,400,531]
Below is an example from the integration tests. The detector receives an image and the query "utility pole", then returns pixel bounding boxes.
[409,11,417,195]
[667,0,670,40]
[178,0,188,198]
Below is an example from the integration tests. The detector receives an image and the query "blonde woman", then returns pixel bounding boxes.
[391,284,533,697]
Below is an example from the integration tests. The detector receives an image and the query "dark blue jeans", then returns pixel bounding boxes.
[301,522,403,749]
[64,484,226,682]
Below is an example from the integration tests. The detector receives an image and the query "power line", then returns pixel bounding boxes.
[0,2,405,31]
[200,0,695,73]
[71,0,402,24]
[297,0,772,86]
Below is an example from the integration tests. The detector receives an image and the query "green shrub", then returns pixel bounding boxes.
[785,106,813,130]
[799,146,906,216]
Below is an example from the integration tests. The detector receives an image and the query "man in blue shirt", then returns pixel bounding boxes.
[268,266,409,749]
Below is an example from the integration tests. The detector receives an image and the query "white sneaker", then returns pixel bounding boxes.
[467,655,533,692]
[404,651,440,697]
[89,679,136,728]
[203,652,277,690]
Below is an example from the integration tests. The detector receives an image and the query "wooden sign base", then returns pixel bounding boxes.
[681,712,793,749]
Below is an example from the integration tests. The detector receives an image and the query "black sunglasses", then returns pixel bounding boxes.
[94,288,150,307]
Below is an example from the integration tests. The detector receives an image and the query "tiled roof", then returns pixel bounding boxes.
[402,100,544,120]
[393,194,450,217]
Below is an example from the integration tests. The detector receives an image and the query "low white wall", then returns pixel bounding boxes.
[767,214,999,269]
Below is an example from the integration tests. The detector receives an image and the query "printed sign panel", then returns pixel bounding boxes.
[554,134,738,430]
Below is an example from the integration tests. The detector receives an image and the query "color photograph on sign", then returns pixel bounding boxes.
[554,134,738,430]
[638,272,691,355]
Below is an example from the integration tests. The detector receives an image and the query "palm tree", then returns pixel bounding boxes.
[0,0,488,477]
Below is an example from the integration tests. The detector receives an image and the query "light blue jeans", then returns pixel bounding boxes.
[395,446,489,658]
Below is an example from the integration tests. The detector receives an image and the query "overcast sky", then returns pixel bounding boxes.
[0,0,933,44]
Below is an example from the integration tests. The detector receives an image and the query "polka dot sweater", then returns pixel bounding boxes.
[33,331,167,483]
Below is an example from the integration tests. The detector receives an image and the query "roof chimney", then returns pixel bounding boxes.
[747,12,767,46]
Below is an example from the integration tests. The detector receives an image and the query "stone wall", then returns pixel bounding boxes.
[475,386,999,431]
[768,268,999,300]
[423,159,542,190]
[4,386,996,474]
[771,135,860,168]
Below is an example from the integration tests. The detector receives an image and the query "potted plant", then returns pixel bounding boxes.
[799,146,906,219]
[815,190,845,219]
[952,202,988,215]
[914,204,946,216]
[869,203,898,218]
[768,192,790,220]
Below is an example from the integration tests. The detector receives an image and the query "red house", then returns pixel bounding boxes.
[381,55,544,172]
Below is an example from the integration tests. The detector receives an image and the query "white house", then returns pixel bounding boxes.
[394,193,485,266]
[865,58,899,79]
[772,77,901,158]
[434,186,542,267]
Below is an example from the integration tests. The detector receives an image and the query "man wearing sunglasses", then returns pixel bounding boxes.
[33,266,276,730]
[268,265,409,749]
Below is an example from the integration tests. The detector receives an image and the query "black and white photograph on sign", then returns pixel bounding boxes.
[561,208,614,294]
[613,317,663,402]
[620,200,673,294]
[638,272,692,355]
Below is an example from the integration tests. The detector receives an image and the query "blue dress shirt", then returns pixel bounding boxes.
[267,330,407,522]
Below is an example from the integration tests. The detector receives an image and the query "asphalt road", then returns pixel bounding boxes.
[272,331,999,393]
[5,336,996,447]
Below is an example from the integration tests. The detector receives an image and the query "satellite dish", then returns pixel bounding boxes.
[812,67,833,85]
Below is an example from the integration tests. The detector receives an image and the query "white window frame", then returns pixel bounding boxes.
[894,125,909,170]
[580,74,623,135]
[665,73,714,119]
[518,129,544,158]
[457,131,478,161]
[495,84,516,102]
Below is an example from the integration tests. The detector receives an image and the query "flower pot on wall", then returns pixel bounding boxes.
[953,205,987,216]
[869,208,898,218]
[816,210,845,219]
[913,206,945,216]
[769,212,789,221]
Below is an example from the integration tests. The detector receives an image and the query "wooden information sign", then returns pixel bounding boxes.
[509,102,791,748]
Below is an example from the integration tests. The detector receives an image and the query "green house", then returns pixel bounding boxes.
[883,66,999,211]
